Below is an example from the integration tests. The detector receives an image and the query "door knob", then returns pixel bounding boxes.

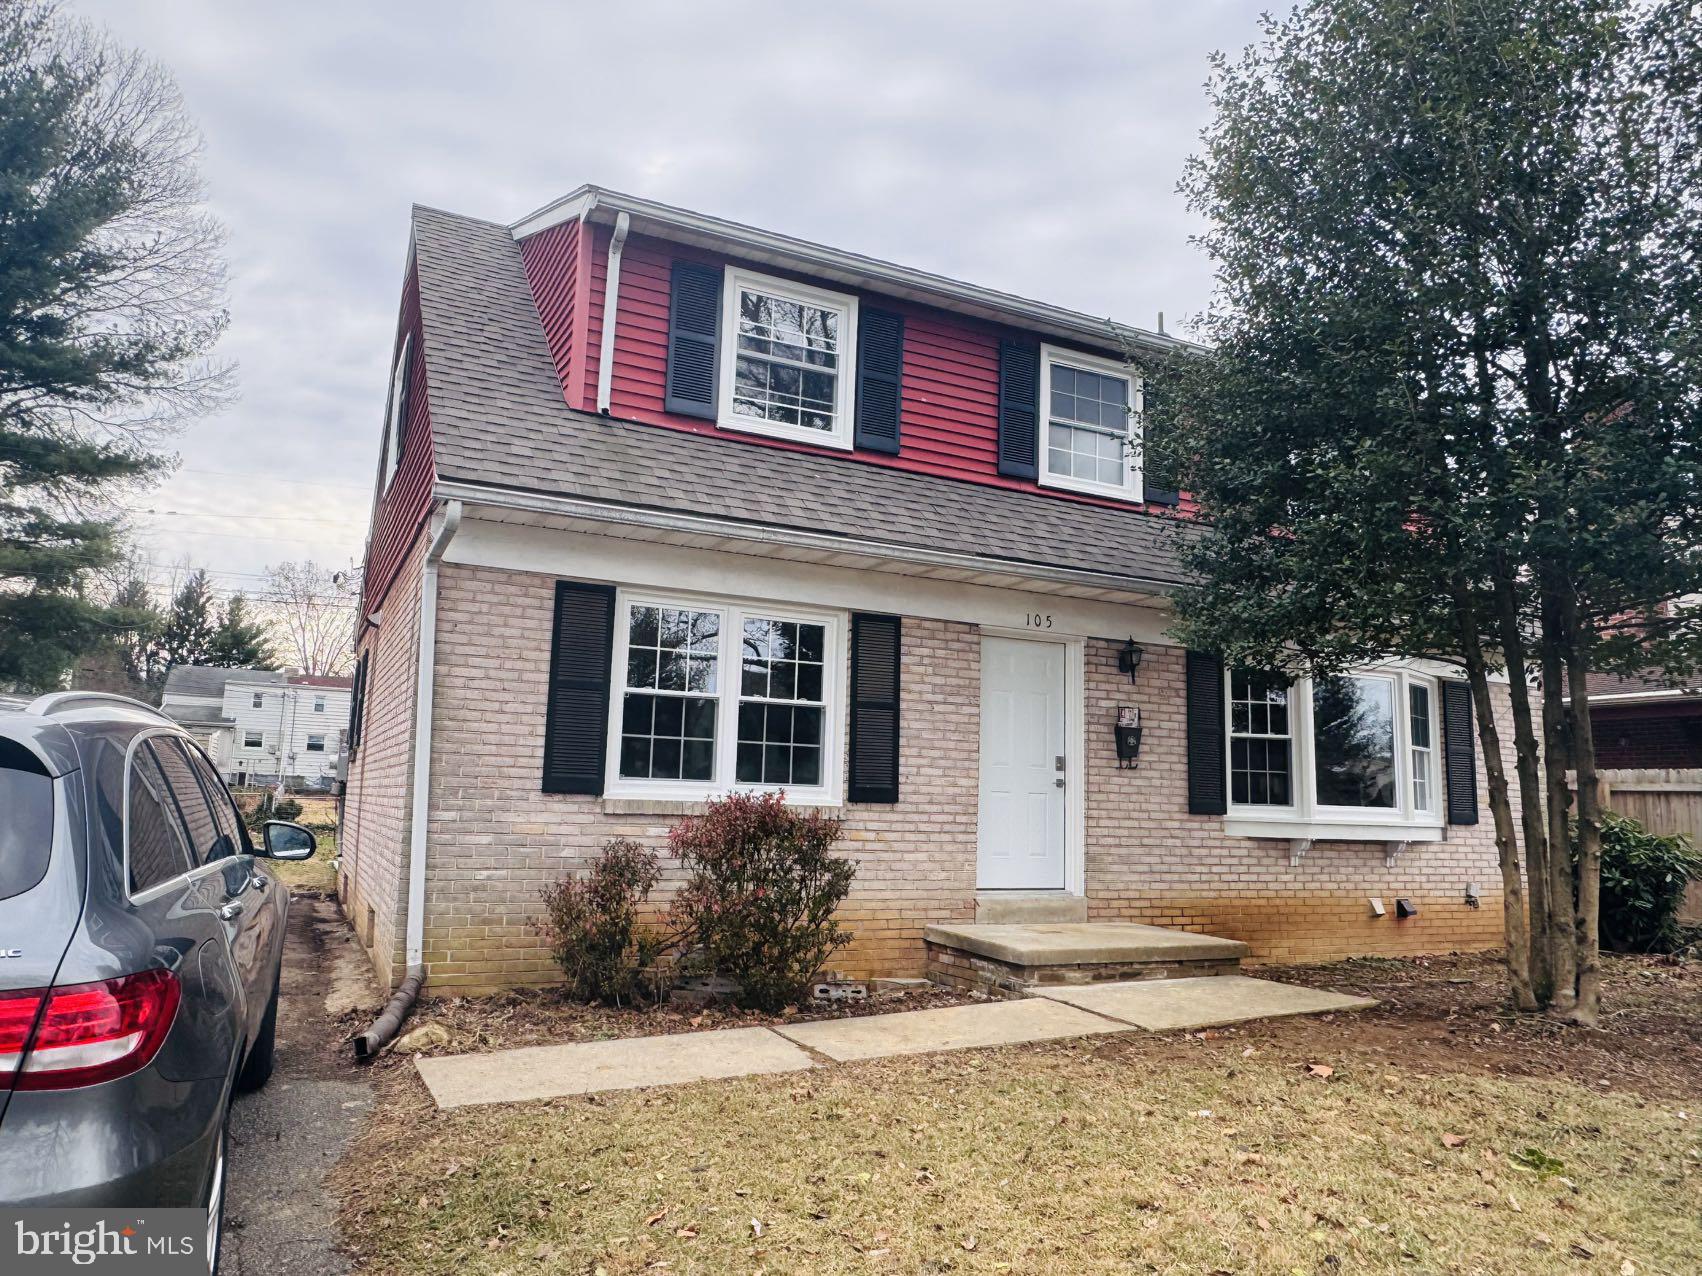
[1054,777,1066,788]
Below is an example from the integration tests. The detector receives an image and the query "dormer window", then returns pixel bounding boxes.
[382,333,414,490]
[719,267,857,450]
[1038,345,1140,500]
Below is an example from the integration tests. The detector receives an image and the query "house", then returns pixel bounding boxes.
[1586,670,1702,769]
[162,665,353,788]
[339,186,1517,996]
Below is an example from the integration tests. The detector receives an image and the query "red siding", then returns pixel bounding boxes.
[541,223,1184,514]
[362,260,436,615]
[1592,702,1702,769]
[519,220,580,408]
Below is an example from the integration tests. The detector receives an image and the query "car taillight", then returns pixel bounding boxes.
[0,969,180,1090]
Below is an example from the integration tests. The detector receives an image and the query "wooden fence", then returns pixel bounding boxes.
[1594,769,1702,923]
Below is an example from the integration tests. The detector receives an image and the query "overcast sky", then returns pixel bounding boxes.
[77,0,1270,598]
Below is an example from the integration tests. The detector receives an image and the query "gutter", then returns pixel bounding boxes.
[508,185,1201,362]
[432,476,1186,599]
[353,497,462,1060]
[595,212,632,413]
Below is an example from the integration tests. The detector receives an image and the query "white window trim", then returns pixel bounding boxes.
[1037,344,1143,502]
[716,266,858,451]
[306,734,326,752]
[602,587,847,805]
[381,333,412,491]
[313,696,326,713]
[243,731,265,750]
[1223,663,1444,842]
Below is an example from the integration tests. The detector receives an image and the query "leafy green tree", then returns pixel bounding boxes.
[0,1,229,691]
[206,593,275,670]
[1152,0,1702,1024]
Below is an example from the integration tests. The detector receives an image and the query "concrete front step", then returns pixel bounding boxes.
[924,921,1248,996]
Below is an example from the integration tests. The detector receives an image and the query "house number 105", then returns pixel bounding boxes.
[1024,613,1053,629]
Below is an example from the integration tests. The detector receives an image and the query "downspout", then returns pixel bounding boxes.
[353,498,462,1059]
[595,211,631,414]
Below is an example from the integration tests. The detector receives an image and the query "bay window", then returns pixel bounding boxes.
[1225,665,1442,834]
[606,593,841,801]
[718,267,857,449]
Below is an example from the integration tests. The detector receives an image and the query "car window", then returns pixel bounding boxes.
[149,737,225,867]
[128,743,193,893]
[188,745,250,858]
[0,737,54,901]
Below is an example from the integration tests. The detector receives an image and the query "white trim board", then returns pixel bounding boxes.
[444,517,1175,645]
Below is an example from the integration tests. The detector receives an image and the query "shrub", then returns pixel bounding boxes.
[1596,812,1702,953]
[243,792,302,829]
[537,839,663,1004]
[669,791,855,1012]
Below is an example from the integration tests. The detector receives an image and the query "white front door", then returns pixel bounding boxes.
[978,636,1068,890]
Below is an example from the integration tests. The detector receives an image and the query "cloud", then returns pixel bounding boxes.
[75,0,1269,583]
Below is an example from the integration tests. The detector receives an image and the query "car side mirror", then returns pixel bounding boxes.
[262,820,317,861]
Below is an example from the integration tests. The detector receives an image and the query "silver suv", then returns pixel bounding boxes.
[0,692,317,1273]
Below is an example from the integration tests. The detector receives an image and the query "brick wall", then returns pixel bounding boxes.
[339,529,427,988]
[402,561,1515,994]
[1083,642,1508,963]
[1591,703,1702,769]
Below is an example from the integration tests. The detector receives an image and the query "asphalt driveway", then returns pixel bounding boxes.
[221,890,379,1274]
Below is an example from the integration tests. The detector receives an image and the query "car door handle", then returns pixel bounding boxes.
[219,902,245,922]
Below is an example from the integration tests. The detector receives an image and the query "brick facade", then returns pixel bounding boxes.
[347,555,1516,995]
[338,529,428,988]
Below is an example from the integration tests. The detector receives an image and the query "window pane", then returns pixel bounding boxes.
[1410,684,1434,812]
[619,692,717,780]
[128,746,191,893]
[1229,672,1292,807]
[151,738,222,867]
[729,286,842,432]
[1313,676,1396,808]
[735,622,828,787]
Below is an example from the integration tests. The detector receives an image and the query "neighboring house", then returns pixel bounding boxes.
[1587,671,1702,769]
[162,665,352,787]
[341,185,1518,995]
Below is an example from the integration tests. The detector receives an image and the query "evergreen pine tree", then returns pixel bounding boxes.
[207,593,275,669]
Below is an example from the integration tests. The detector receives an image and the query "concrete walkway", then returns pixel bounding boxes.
[413,975,1374,1111]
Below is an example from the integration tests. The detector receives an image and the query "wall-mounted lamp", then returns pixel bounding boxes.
[1114,706,1143,770]
[1118,638,1144,685]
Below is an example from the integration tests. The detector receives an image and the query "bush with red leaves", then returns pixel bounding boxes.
[669,792,856,1011]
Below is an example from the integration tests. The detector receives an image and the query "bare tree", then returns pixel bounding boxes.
[261,559,357,676]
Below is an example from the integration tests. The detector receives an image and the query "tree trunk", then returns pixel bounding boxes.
[1537,586,1579,1014]
[1452,580,1537,1010]
[1491,566,1553,1006]
[1561,594,1603,1027]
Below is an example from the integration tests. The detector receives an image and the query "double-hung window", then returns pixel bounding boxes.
[306,734,326,753]
[607,593,841,802]
[1038,345,1141,500]
[718,267,857,449]
[1225,665,1441,834]
[243,730,264,750]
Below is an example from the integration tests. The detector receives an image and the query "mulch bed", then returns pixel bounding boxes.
[351,980,987,1065]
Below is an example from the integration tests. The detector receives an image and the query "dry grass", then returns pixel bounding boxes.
[266,832,339,893]
[339,1034,1701,1275]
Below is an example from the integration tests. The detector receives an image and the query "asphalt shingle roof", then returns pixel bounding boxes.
[409,205,1192,590]
[162,665,284,700]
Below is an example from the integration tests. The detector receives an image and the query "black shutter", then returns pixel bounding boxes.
[542,582,616,795]
[1138,372,1179,506]
[664,261,721,419]
[1186,650,1227,815]
[848,613,901,804]
[347,653,367,756]
[854,308,904,454]
[1442,679,1478,825]
[996,338,1040,479]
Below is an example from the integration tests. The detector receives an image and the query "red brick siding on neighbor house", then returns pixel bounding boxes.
[1592,702,1702,769]
[384,559,1510,994]
[361,261,436,620]
[523,221,1182,515]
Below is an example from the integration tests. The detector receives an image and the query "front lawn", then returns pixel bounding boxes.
[337,954,1702,1275]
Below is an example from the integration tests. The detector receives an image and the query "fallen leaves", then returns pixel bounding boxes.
[1307,1063,1335,1079]
[1441,1133,1468,1149]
